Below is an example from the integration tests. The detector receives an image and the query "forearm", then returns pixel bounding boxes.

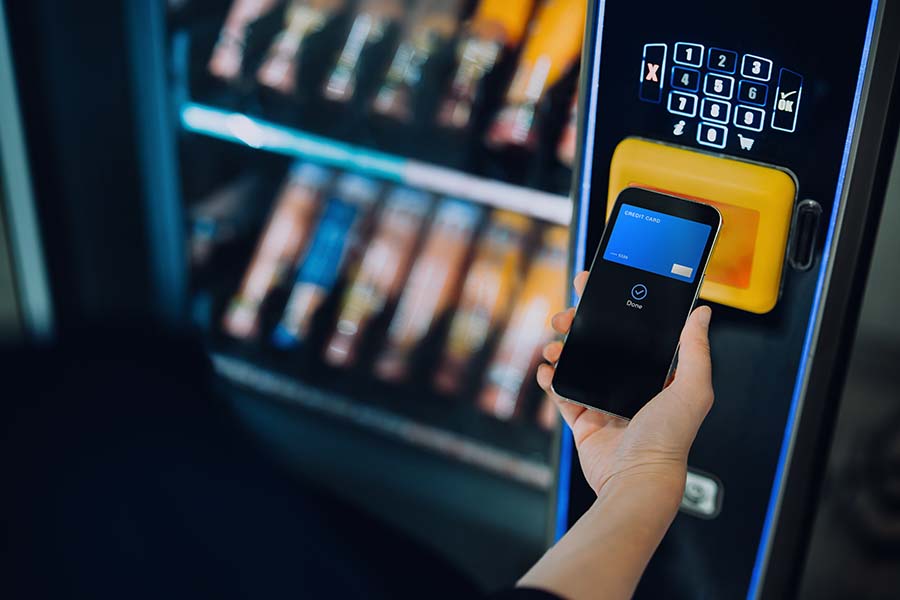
[518,481,681,600]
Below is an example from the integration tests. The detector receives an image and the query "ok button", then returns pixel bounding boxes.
[631,284,648,301]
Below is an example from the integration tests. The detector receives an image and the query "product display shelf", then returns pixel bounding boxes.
[180,101,573,226]
[212,353,555,490]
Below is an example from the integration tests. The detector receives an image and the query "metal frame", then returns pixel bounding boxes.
[0,0,53,339]
[125,1,188,325]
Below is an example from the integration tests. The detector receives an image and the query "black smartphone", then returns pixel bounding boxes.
[552,187,721,420]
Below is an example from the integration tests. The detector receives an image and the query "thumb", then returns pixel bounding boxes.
[671,306,714,416]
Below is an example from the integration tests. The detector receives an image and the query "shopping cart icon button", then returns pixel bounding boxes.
[737,134,755,150]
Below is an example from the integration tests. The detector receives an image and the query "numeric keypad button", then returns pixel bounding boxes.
[707,48,737,74]
[734,105,766,132]
[700,98,731,124]
[697,122,728,149]
[667,91,698,117]
[674,42,704,67]
[737,81,768,106]
[671,67,700,92]
[704,73,734,99]
[741,54,773,81]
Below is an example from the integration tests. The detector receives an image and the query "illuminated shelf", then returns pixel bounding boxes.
[212,353,554,490]
[180,102,573,225]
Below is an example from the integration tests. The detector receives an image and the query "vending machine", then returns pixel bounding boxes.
[560,1,900,598]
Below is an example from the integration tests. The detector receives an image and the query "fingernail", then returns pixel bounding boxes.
[697,305,712,327]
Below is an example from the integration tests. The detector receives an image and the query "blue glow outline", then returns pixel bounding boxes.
[738,80,769,107]
[771,68,805,133]
[639,42,667,104]
[667,91,699,118]
[700,97,732,124]
[746,1,880,597]
[704,72,736,100]
[740,54,774,82]
[696,121,728,149]
[707,47,738,74]
[674,42,705,68]
[671,66,701,92]
[733,105,766,132]
[555,0,609,542]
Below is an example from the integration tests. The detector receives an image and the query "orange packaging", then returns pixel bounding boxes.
[222,163,331,340]
[324,187,431,367]
[478,225,567,420]
[372,0,466,122]
[323,0,406,102]
[485,0,586,149]
[257,0,347,94]
[437,0,535,129]
[374,199,482,382]
[556,89,579,166]
[433,211,531,394]
[209,0,282,82]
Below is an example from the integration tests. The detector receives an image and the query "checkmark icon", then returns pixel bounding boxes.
[631,284,648,301]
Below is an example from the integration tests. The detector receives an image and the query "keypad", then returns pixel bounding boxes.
[638,41,804,152]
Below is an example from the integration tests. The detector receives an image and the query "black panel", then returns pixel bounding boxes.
[567,1,875,598]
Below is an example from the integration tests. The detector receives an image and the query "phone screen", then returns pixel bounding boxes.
[552,187,720,419]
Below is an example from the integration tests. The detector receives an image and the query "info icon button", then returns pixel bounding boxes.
[631,284,648,301]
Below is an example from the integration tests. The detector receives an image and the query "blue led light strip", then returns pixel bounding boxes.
[746,2,880,598]
[555,0,608,541]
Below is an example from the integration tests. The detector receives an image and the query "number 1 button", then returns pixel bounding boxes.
[674,42,704,67]
[697,122,728,149]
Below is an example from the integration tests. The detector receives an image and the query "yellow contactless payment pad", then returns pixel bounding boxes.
[607,138,796,314]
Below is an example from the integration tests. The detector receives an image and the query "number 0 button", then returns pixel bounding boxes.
[697,122,728,149]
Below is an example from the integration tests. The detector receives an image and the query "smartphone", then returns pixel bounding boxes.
[551,187,721,420]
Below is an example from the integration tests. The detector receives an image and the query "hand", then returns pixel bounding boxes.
[537,271,714,510]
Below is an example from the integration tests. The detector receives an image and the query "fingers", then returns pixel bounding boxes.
[574,271,589,297]
[536,363,585,429]
[551,308,576,335]
[671,306,714,415]
[542,340,563,363]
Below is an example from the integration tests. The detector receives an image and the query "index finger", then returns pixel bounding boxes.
[574,271,589,297]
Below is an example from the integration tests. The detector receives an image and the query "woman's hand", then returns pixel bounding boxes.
[520,271,714,600]
[537,271,714,509]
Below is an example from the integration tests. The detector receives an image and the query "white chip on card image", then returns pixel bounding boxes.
[671,263,693,277]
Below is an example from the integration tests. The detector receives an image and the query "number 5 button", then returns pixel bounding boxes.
[741,54,773,81]
[697,122,728,149]
[704,74,734,99]
[734,105,765,132]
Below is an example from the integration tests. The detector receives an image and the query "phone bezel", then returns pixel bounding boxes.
[551,186,722,420]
